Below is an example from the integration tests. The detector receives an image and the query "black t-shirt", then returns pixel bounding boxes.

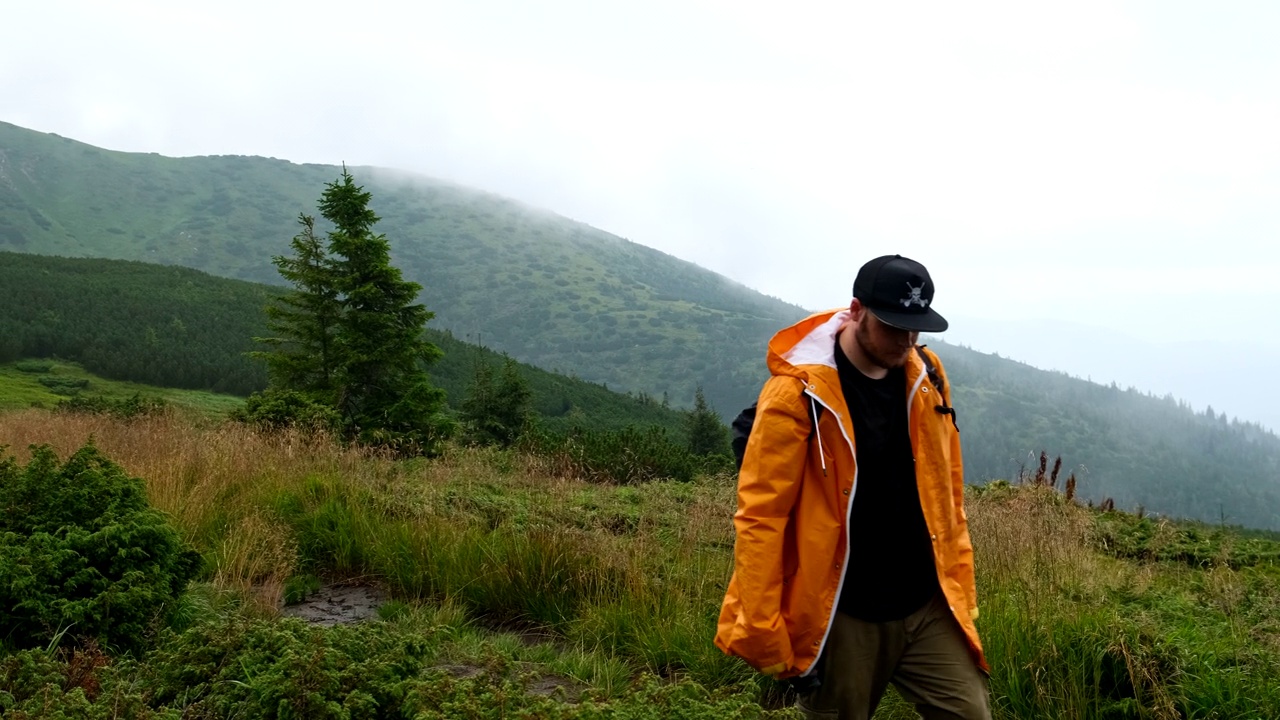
[833,335,938,621]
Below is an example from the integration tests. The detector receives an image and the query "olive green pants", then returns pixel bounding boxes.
[796,593,990,720]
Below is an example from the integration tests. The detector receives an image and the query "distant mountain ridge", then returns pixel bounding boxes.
[945,315,1280,434]
[2,121,1279,529]
[0,120,803,418]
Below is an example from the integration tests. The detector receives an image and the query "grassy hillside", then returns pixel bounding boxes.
[0,120,801,417]
[2,410,1277,718]
[4,248,1280,529]
[3,121,1279,528]
[0,359,242,415]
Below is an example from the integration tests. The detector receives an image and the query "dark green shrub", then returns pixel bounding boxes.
[139,615,435,719]
[0,648,72,714]
[355,379,457,457]
[460,358,534,448]
[0,444,202,652]
[36,375,90,395]
[1092,511,1280,569]
[233,389,342,433]
[55,393,167,419]
[521,424,699,483]
[411,671,794,720]
[14,359,55,373]
[131,614,784,719]
[0,644,182,719]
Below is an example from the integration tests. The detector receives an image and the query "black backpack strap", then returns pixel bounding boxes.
[731,389,824,471]
[730,402,758,469]
[915,346,958,431]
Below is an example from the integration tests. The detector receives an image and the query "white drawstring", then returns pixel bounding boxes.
[810,396,827,476]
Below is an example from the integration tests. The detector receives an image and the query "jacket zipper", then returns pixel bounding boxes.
[906,363,927,425]
[800,387,856,677]
[799,366,927,677]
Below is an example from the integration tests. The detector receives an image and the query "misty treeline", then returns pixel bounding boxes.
[0,251,686,437]
[3,244,1279,524]
[0,254,271,394]
[944,345,1280,530]
[0,120,800,420]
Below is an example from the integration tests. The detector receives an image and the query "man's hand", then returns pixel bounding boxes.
[760,662,787,678]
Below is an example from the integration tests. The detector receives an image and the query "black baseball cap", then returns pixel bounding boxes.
[852,255,949,332]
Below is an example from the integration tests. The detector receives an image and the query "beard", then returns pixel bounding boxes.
[854,318,912,370]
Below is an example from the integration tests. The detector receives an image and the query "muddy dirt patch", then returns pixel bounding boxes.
[282,584,387,626]
[432,664,485,680]
[527,674,584,703]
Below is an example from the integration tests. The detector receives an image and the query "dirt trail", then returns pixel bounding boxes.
[282,585,387,626]
[281,585,587,703]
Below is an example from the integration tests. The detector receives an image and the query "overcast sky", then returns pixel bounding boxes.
[4,1,1280,428]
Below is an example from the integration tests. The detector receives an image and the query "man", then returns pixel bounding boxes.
[715,255,989,720]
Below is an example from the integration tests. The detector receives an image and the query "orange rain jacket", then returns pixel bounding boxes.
[715,308,986,679]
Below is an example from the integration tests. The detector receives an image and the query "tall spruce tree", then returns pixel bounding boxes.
[254,214,342,400]
[249,168,453,452]
[461,357,533,447]
[686,386,730,457]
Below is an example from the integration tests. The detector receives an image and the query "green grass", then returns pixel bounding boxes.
[0,360,244,416]
[2,411,1279,718]
[1,588,794,719]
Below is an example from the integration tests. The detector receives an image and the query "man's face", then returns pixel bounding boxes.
[854,310,919,369]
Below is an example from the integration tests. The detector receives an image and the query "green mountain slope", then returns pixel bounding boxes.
[941,346,1280,527]
[0,359,245,415]
[3,250,1279,529]
[0,252,685,435]
[0,121,799,417]
[2,122,1279,529]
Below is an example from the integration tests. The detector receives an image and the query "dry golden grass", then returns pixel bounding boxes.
[0,409,373,519]
[0,408,1178,626]
[210,510,300,611]
[4,408,1113,626]
[0,409,388,605]
[967,484,1101,608]
[0,409,738,618]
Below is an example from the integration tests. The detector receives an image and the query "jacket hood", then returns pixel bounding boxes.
[768,307,933,396]
[767,308,850,380]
